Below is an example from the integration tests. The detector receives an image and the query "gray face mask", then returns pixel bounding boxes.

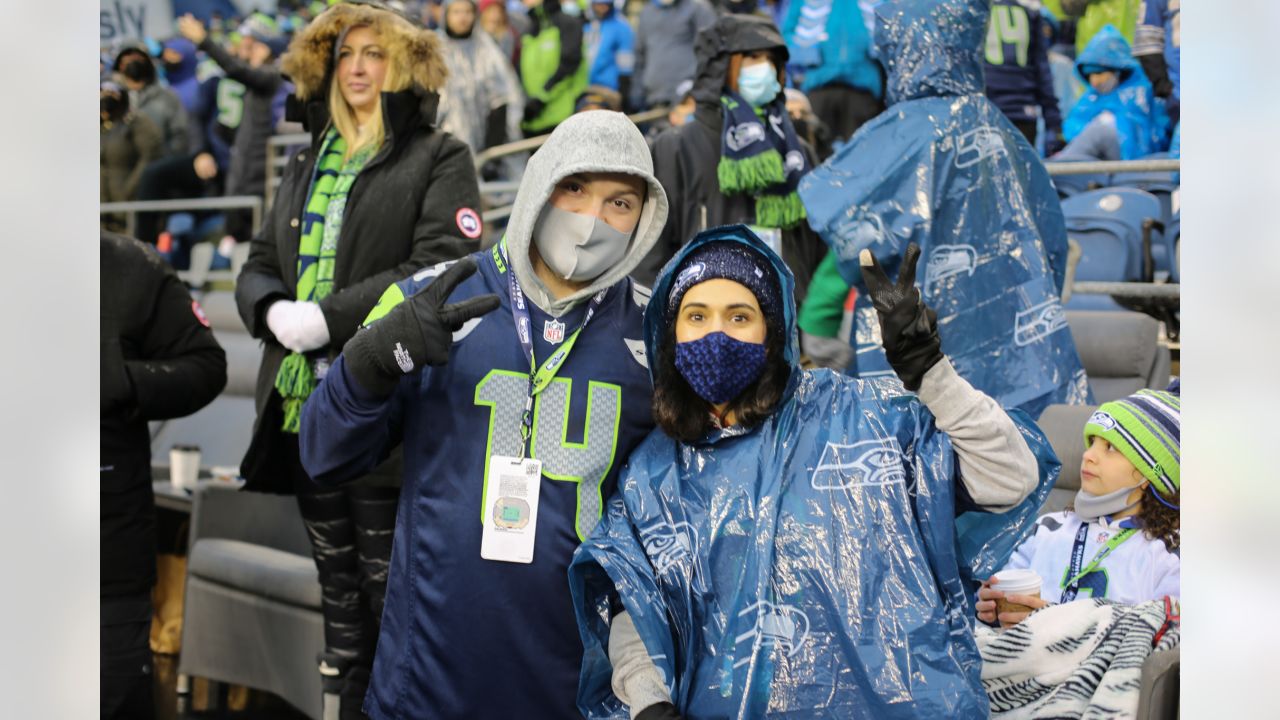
[532,203,634,282]
[1073,482,1143,522]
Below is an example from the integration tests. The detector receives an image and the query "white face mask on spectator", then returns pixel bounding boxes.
[532,204,633,282]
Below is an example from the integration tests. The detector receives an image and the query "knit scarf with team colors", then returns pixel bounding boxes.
[275,129,377,433]
[716,90,810,229]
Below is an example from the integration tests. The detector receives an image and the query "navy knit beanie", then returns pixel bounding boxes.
[665,241,782,328]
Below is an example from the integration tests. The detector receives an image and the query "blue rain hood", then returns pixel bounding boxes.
[876,0,987,105]
[569,224,1060,719]
[799,0,1091,418]
[1073,24,1141,84]
[643,225,800,384]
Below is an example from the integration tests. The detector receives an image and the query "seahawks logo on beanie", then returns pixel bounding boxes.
[1083,389,1180,498]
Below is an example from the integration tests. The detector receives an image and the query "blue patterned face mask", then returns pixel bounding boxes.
[675,331,767,405]
[737,62,781,107]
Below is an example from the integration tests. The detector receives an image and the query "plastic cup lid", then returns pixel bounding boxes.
[992,568,1042,593]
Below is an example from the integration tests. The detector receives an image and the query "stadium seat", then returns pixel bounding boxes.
[1137,647,1180,720]
[1066,309,1171,401]
[1061,187,1167,311]
[1110,152,1178,231]
[179,483,323,720]
[1034,403,1093,513]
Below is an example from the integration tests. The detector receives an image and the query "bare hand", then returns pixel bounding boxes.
[177,14,207,45]
[193,152,218,180]
[975,577,1004,626]
[996,593,1050,627]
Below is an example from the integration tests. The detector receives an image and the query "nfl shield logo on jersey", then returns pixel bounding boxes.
[543,319,566,344]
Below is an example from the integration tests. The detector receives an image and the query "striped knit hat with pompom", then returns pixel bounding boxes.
[1083,388,1180,497]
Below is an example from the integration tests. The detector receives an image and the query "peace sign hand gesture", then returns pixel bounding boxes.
[343,258,500,396]
[859,243,943,391]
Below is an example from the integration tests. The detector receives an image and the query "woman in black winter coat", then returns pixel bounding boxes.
[232,4,482,717]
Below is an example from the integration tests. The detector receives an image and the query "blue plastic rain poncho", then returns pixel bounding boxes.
[1065,25,1171,160]
[798,0,1091,419]
[568,225,1061,719]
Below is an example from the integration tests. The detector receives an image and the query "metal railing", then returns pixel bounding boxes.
[472,107,670,170]
[1071,281,1179,299]
[1044,158,1179,175]
[99,196,264,240]
[266,132,311,213]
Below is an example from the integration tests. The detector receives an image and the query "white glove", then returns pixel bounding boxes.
[266,300,300,350]
[294,301,330,352]
[266,300,330,353]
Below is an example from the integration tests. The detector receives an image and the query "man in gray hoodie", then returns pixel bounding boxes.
[298,110,670,719]
[632,0,719,110]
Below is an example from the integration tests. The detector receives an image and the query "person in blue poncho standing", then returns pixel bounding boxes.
[798,0,1091,419]
[568,225,1061,719]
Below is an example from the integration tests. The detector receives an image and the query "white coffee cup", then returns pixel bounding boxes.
[991,568,1043,625]
[170,444,202,491]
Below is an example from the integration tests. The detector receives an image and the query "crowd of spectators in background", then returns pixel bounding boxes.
[101,0,1180,261]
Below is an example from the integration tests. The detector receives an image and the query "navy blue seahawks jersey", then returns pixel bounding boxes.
[301,243,656,718]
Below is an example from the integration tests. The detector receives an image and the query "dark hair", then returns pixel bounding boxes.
[651,314,792,443]
[1138,486,1180,554]
[1067,481,1180,554]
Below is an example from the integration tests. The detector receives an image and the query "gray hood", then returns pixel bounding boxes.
[506,110,669,316]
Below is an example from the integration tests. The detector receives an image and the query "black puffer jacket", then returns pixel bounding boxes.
[101,232,226,595]
[639,14,826,302]
[235,3,481,493]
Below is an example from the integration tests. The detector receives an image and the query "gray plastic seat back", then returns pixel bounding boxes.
[1066,310,1170,403]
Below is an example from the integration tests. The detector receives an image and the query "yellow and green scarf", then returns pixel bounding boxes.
[275,129,378,432]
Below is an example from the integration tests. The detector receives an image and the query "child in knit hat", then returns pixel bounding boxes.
[977,387,1181,627]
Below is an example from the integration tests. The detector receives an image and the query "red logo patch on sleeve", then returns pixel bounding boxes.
[191,299,211,328]
[456,207,483,239]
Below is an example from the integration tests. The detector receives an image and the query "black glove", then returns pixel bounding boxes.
[342,258,500,396]
[1043,129,1067,157]
[1138,53,1174,99]
[522,98,546,124]
[635,702,684,720]
[860,243,943,392]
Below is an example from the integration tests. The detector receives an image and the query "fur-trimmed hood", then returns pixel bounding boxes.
[281,2,448,102]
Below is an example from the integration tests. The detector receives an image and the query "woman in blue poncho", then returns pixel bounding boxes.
[568,225,1062,719]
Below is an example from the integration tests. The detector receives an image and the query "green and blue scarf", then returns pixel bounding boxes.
[716,90,811,229]
[275,129,377,433]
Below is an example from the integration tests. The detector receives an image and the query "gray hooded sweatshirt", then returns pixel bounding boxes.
[504,109,669,317]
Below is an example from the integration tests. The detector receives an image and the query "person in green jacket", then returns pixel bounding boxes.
[519,0,589,134]
[1043,0,1140,56]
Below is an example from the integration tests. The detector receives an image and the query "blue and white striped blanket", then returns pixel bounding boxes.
[976,598,1180,719]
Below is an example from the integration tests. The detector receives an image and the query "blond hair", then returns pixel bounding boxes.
[327,26,412,162]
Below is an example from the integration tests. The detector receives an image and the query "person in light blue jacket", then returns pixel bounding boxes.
[781,0,884,142]
[568,225,1060,719]
[587,0,636,98]
[1057,24,1170,161]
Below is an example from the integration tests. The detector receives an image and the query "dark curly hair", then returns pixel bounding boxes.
[1069,480,1180,554]
[1138,486,1180,554]
[651,314,792,443]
